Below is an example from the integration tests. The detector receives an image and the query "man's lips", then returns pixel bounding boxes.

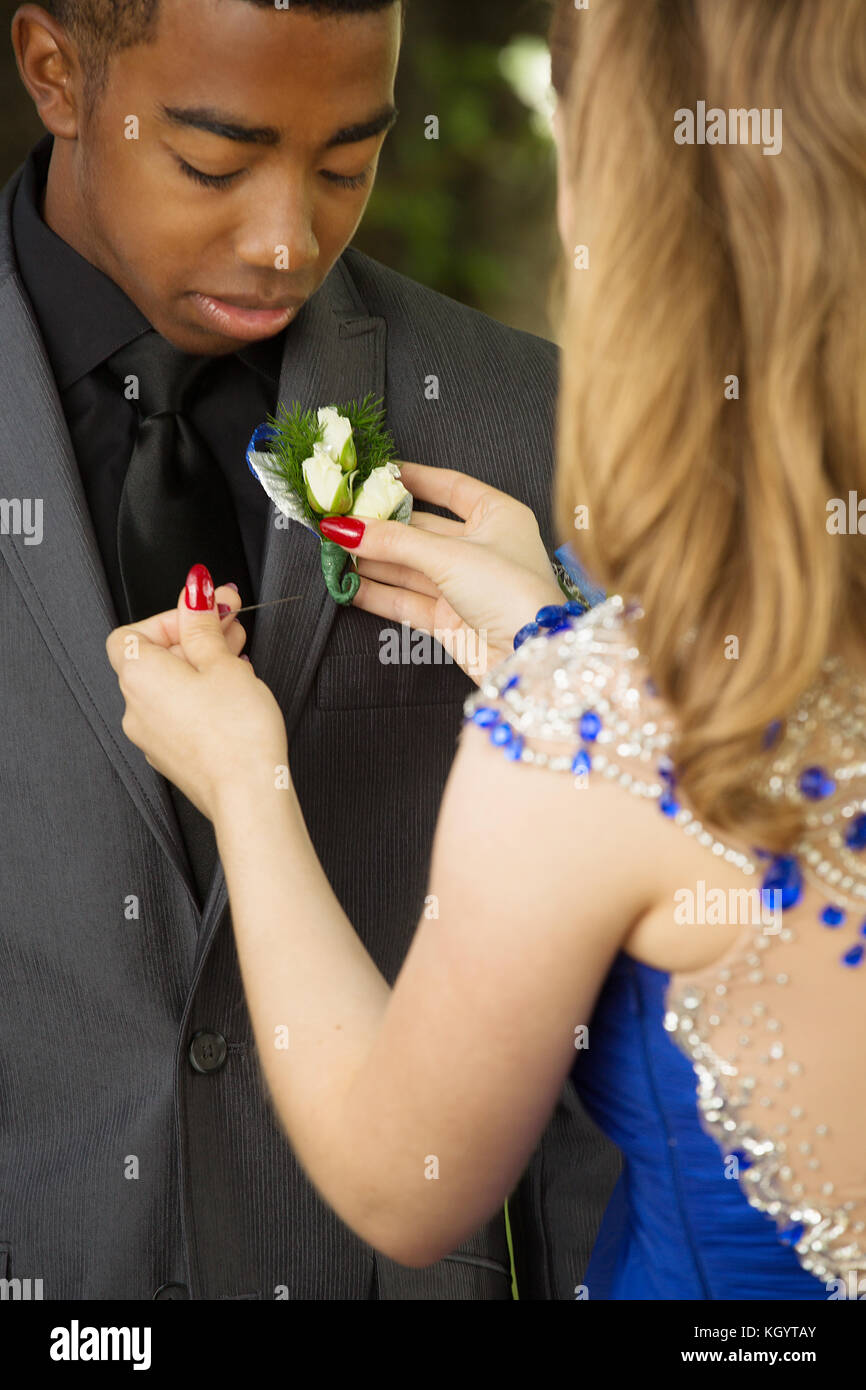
[190,291,306,341]
[204,292,306,310]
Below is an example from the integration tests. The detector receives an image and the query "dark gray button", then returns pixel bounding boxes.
[153,1282,189,1300]
[189,1030,227,1074]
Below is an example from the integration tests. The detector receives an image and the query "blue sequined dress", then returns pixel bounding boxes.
[464,595,866,1300]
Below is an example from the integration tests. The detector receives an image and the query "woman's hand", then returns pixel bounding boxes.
[105,567,289,824]
[134,580,249,662]
[322,463,563,683]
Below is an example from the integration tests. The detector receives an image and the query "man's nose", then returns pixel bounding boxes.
[234,180,319,273]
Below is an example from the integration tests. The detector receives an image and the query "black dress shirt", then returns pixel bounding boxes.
[11,134,285,628]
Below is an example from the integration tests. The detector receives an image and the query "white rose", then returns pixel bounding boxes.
[350,463,411,521]
[317,406,357,472]
[302,445,357,515]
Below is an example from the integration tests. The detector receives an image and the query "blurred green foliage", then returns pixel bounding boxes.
[354,31,559,335]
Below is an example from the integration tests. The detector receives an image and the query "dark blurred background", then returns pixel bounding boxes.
[0,0,561,340]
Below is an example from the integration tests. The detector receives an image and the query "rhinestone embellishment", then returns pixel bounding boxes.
[462,594,866,1286]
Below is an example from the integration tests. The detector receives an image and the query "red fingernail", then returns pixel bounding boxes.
[218,603,231,617]
[320,516,365,549]
[185,564,215,610]
[226,583,240,594]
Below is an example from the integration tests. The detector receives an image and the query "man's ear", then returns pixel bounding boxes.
[11,4,83,139]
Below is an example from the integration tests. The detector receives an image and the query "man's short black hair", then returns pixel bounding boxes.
[40,0,405,106]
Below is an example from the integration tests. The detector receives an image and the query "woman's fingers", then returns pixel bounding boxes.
[352,578,483,680]
[222,619,248,659]
[410,510,464,538]
[352,575,439,634]
[355,557,442,600]
[114,584,243,651]
[395,462,516,523]
[350,516,465,587]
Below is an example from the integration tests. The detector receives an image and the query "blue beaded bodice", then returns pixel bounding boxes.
[463,595,866,1296]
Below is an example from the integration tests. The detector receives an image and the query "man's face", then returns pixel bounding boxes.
[48,0,401,354]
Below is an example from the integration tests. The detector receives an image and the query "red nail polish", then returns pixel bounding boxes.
[218,603,231,617]
[226,583,240,594]
[186,564,215,610]
[320,516,365,549]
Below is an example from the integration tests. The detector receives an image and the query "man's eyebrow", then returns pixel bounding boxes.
[156,103,399,148]
[325,106,399,148]
[158,104,281,145]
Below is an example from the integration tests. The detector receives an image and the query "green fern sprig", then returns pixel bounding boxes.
[254,393,396,529]
[339,394,396,474]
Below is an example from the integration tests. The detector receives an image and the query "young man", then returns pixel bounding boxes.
[0,0,620,1299]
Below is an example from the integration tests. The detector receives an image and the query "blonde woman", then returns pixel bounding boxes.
[107,0,866,1299]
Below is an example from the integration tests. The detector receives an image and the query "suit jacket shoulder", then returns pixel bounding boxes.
[340,245,559,394]
[338,246,560,546]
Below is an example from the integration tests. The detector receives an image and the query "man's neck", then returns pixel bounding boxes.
[42,138,101,272]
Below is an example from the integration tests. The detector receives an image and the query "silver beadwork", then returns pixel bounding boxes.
[463,594,865,1287]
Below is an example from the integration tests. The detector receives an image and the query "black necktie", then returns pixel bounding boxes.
[106,330,254,625]
[106,330,254,909]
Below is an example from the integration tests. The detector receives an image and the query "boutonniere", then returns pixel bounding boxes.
[246,395,413,604]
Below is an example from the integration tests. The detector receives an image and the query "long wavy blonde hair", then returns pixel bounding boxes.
[549,0,866,851]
